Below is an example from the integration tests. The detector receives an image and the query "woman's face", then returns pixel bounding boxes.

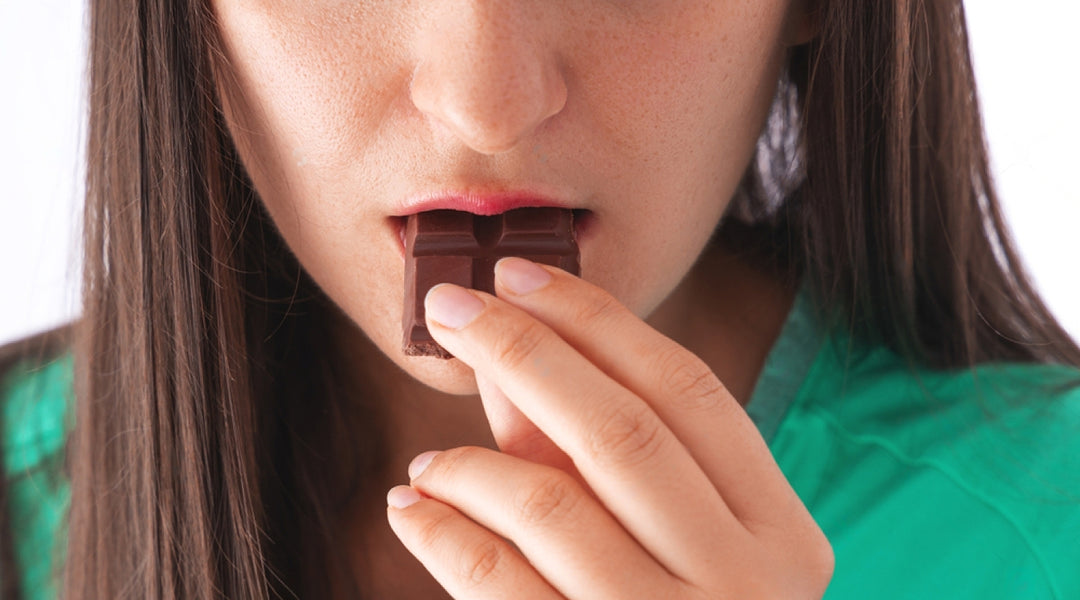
[212,0,812,395]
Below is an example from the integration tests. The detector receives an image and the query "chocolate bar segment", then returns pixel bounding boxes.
[403,208,580,358]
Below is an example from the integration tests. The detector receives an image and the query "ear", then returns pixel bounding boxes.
[784,0,821,47]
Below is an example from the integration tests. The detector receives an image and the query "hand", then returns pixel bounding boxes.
[386,257,834,599]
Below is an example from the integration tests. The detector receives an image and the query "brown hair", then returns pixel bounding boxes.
[1,0,1077,598]
[725,1,1080,369]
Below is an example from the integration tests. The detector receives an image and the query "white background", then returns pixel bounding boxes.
[1,2,1078,346]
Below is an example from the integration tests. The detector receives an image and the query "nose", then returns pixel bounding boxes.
[410,1,568,155]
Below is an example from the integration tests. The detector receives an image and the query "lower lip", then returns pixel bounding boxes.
[389,209,596,260]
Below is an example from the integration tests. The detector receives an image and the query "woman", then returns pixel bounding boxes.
[2,0,1078,598]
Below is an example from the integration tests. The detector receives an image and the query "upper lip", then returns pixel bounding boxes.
[392,191,576,217]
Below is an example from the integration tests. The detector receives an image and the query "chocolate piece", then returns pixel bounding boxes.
[403,208,580,358]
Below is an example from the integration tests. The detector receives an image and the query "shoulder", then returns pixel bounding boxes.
[796,332,1080,474]
[799,332,1080,451]
[775,332,1080,598]
[1,327,74,600]
[2,353,74,476]
[1,327,75,476]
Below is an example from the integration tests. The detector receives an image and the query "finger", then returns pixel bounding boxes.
[494,258,808,532]
[475,372,577,477]
[408,446,680,600]
[425,283,746,580]
[386,487,565,600]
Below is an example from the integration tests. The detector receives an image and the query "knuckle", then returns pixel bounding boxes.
[414,510,457,554]
[489,317,549,373]
[800,534,836,592]
[515,473,581,527]
[652,346,729,414]
[570,288,627,327]
[458,538,508,588]
[587,403,668,469]
[428,446,485,480]
[766,527,835,596]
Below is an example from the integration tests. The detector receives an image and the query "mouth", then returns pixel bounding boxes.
[388,208,594,259]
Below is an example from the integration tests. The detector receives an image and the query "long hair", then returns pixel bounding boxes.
[0,0,1074,598]
[727,1,1080,369]
[63,0,384,597]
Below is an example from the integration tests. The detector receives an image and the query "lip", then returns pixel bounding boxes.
[392,192,574,217]
[387,192,594,258]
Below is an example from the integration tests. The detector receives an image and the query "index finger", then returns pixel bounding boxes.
[424,280,743,583]
[491,257,810,534]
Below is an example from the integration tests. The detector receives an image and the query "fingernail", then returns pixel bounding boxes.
[387,485,422,509]
[425,284,485,329]
[496,257,552,295]
[409,450,441,480]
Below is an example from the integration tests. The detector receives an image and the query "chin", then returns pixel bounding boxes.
[400,355,482,396]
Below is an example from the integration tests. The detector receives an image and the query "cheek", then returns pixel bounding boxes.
[213,2,414,294]
[582,206,717,324]
[213,1,409,220]
[573,11,788,317]
[588,13,786,183]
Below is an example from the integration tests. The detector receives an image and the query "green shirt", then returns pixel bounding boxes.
[3,289,1079,598]
[755,291,1080,598]
[1,354,71,600]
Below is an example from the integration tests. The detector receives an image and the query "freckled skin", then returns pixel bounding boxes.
[211,0,813,395]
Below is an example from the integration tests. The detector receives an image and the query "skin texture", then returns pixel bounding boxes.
[212,0,809,396]
[211,0,830,597]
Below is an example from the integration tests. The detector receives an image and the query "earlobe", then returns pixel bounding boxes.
[785,0,822,47]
